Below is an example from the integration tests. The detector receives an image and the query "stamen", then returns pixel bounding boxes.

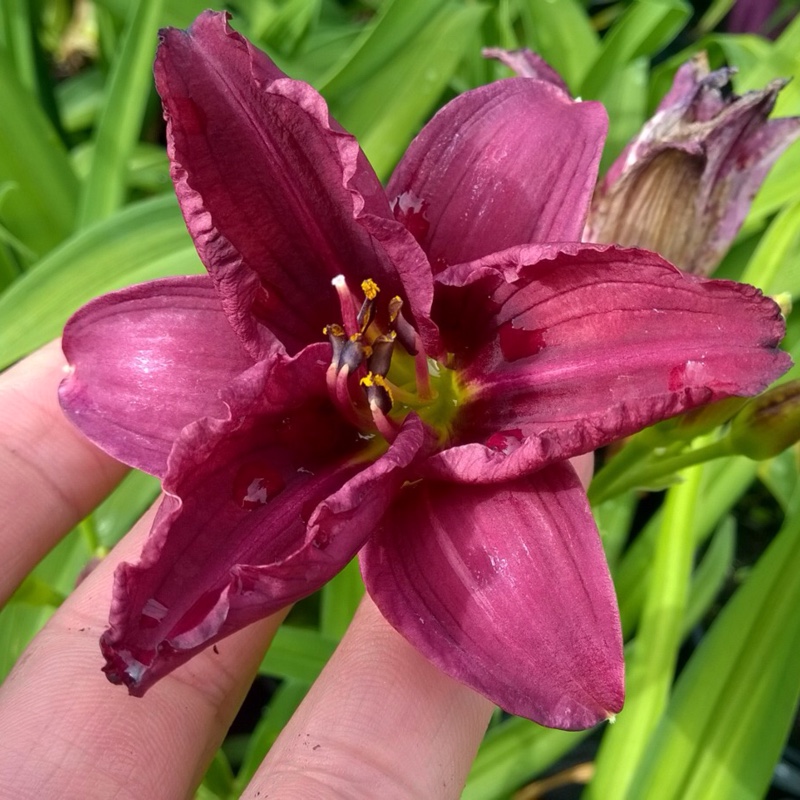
[368,397,399,443]
[332,275,359,336]
[333,364,370,428]
[388,298,432,400]
[324,324,346,368]
[368,332,396,378]
[360,372,393,414]
[340,336,367,373]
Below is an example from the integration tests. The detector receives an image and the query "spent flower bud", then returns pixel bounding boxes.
[585,53,800,275]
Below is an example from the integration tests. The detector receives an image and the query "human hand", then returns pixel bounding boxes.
[0,341,495,799]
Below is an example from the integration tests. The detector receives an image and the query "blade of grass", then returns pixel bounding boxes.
[463,716,590,800]
[323,1,487,178]
[0,50,77,259]
[587,464,702,800]
[740,198,800,297]
[615,456,757,636]
[320,557,364,640]
[629,484,800,800]
[580,0,691,100]
[77,0,164,227]
[260,624,337,684]
[517,0,600,90]
[0,194,202,369]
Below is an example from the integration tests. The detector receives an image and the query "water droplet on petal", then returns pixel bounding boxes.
[233,460,286,510]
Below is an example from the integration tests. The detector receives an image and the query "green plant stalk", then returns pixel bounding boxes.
[590,437,733,505]
[586,464,702,800]
[587,429,660,504]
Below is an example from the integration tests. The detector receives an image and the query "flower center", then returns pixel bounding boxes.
[323,276,464,446]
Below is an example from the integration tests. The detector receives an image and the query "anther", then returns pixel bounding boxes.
[361,372,393,414]
[340,336,367,372]
[388,297,419,356]
[324,324,346,369]
[368,333,396,378]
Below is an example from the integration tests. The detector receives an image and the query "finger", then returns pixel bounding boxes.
[0,340,127,604]
[0,502,287,800]
[244,594,494,800]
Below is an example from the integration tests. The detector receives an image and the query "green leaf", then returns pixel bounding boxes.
[594,492,637,569]
[233,680,309,794]
[260,625,337,683]
[740,199,800,297]
[77,0,164,227]
[320,556,364,640]
[516,0,599,90]
[615,457,758,637]
[251,0,322,53]
[0,50,77,259]
[321,0,488,178]
[587,465,702,800]
[93,469,160,550]
[197,748,235,800]
[629,488,800,800]
[8,575,66,608]
[463,716,589,800]
[682,516,735,636]
[580,0,691,101]
[0,526,91,683]
[0,194,202,369]
[746,140,800,232]
[595,57,649,172]
[56,69,106,133]
[758,447,800,511]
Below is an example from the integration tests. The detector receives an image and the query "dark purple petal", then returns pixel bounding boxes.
[387,78,607,271]
[587,54,800,275]
[58,276,255,477]
[100,347,426,693]
[426,243,790,483]
[361,462,623,729]
[155,11,435,357]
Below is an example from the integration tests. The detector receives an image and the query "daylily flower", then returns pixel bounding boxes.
[59,12,791,730]
[585,53,800,275]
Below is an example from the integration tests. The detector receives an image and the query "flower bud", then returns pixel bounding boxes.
[729,380,800,460]
[585,53,800,275]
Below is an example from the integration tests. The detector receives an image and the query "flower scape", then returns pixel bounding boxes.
[59,11,791,730]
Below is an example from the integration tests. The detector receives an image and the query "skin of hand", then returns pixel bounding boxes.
[0,341,594,800]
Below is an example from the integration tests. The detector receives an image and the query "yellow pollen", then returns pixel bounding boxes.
[361,279,380,300]
[360,372,393,401]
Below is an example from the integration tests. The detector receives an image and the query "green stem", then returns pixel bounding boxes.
[588,429,662,502]
[590,437,735,505]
